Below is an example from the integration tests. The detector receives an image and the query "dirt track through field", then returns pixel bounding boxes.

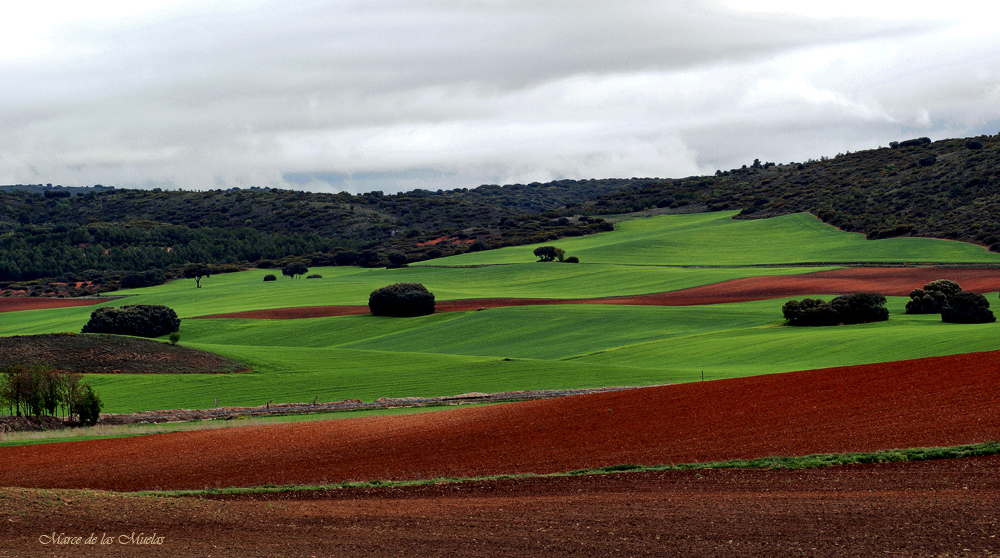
[192,266,1000,319]
[2,349,1000,492]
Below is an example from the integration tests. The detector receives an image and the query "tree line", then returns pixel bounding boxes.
[0,364,103,425]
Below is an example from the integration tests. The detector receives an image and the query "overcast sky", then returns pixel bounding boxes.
[2,1,999,194]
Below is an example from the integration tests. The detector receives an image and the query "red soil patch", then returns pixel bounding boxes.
[192,266,1000,319]
[4,460,1000,557]
[0,297,106,314]
[3,350,1000,492]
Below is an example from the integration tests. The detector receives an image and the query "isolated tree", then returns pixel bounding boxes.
[368,283,435,317]
[183,263,212,288]
[73,384,103,426]
[281,261,309,279]
[533,246,565,262]
[941,292,996,324]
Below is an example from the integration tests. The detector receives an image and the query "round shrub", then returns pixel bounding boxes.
[906,279,962,314]
[306,274,323,279]
[81,304,180,338]
[369,283,435,317]
[942,292,996,324]
[263,274,277,282]
[564,256,580,263]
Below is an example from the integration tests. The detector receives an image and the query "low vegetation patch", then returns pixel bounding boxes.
[0,333,246,375]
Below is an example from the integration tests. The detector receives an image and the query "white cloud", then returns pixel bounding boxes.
[1,1,999,192]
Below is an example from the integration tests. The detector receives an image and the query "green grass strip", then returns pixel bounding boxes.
[133,440,1000,498]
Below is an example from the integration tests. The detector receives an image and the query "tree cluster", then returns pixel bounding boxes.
[782,293,889,326]
[368,283,436,317]
[906,279,996,323]
[0,364,103,425]
[81,305,181,338]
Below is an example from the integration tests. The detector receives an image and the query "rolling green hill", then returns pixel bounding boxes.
[3,211,999,413]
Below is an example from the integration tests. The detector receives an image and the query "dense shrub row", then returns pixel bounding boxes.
[782,293,889,326]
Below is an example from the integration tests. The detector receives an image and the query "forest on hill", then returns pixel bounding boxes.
[2,133,998,294]
[0,179,636,289]
[574,134,1000,249]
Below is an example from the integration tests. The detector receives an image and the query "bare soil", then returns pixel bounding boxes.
[2,349,999,492]
[2,458,999,557]
[0,297,105,313]
[0,333,247,376]
[192,266,1000,319]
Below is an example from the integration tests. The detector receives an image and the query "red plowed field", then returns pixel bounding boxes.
[5,459,1000,557]
[3,350,1000,492]
[193,266,1000,319]
[0,297,105,313]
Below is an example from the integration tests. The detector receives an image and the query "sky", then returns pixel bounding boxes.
[2,1,999,194]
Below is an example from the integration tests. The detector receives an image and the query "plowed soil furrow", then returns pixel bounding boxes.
[191,266,1000,319]
[3,458,1000,557]
[2,349,999,492]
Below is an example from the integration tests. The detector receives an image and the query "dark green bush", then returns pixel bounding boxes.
[73,384,103,426]
[783,293,888,326]
[565,256,580,263]
[906,280,963,314]
[81,304,180,338]
[369,283,435,317]
[941,292,996,324]
[263,274,277,281]
[306,274,322,279]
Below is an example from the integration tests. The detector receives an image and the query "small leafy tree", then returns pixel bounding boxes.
[183,263,212,288]
[73,384,103,426]
[533,246,565,262]
[282,261,309,279]
[369,283,435,317]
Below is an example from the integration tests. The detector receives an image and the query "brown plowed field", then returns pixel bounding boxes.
[3,350,1000,493]
[192,266,1000,319]
[4,459,1000,557]
[0,297,105,313]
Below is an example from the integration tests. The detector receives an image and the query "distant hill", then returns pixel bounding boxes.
[573,134,1000,250]
[4,133,998,289]
[0,179,643,285]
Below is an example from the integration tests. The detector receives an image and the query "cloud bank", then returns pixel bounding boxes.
[2,1,999,193]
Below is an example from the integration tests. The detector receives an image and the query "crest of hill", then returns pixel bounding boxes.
[0,334,247,375]
[573,134,1000,250]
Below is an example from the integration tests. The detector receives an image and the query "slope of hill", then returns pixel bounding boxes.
[573,134,1000,248]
